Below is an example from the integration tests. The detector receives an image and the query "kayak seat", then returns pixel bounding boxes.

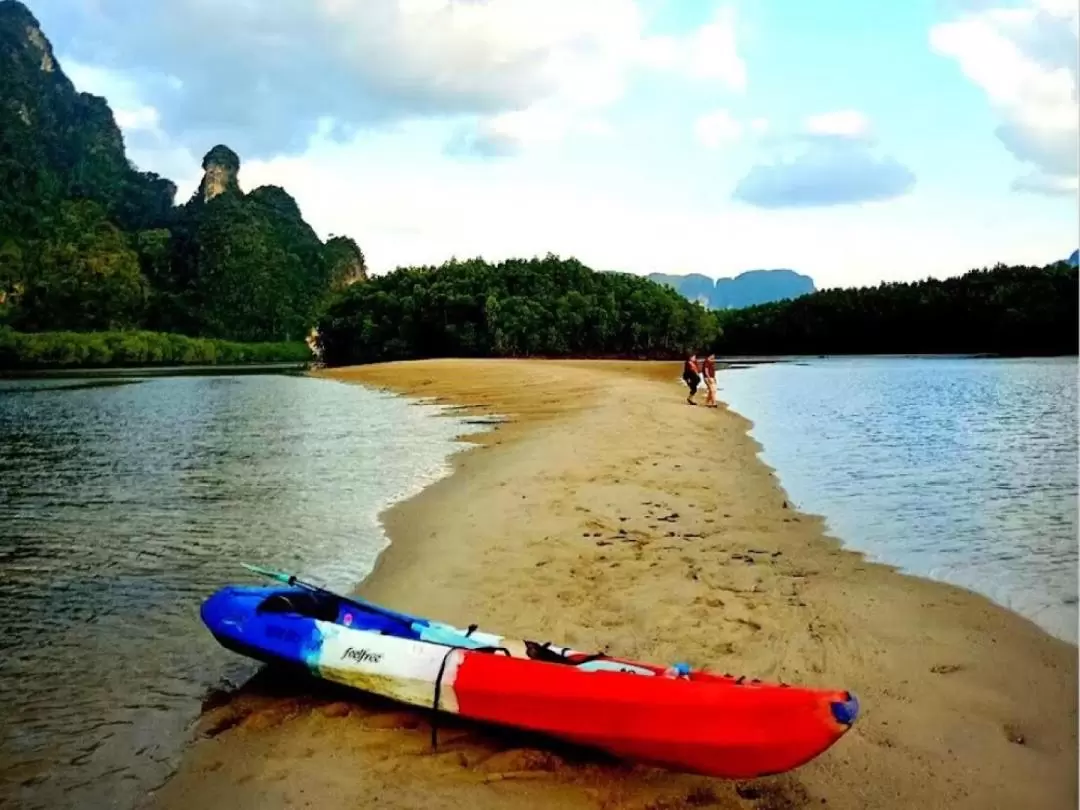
[256,592,340,623]
[524,640,606,666]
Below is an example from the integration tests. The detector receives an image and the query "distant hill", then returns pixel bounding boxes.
[1068,250,1079,268]
[647,269,816,310]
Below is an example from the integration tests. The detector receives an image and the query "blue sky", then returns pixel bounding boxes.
[22,0,1079,289]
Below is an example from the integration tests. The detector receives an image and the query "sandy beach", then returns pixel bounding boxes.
[145,359,1078,810]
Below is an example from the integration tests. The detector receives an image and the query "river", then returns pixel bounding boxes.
[0,371,489,810]
[718,355,1078,644]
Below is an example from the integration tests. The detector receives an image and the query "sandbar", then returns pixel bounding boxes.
[144,359,1078,810]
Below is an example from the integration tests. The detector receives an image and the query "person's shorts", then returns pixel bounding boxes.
[683,372,700,393]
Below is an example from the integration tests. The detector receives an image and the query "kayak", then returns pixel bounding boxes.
[200,571,859,779]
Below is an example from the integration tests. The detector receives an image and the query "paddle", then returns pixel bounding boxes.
[241,562,420,630]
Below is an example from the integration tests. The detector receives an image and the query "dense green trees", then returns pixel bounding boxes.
[8,200,147,331]
[160,184,335,342]
[713,262,1078,357]
[315,255,719,365]
[315,259,1077,366]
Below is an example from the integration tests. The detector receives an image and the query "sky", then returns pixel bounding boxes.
[20,0,1080,290]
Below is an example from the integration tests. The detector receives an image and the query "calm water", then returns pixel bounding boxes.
[0,373,488,810]
[718,356,1078,644]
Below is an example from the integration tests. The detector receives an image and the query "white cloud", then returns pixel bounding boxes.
[1032,0,1080,18]
[730,110,915,209]
[634,7,746,91]
[695,109,742,148]
[34,0,744,157]
[480,108,572,148]
[450,104,614,156]
[733,141,916,209]
[803,109,871,139]
[750,117,770,134]
[62,58,160,131]
[930,0,1078,194]
[1012,171,1079,194]
[457,4,745,155]
[580,118,616,138]
[683,7,747,89]
[114,105,161,132]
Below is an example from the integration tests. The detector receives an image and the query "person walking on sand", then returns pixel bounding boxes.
[702,352,718,408]
[682,353,701,405]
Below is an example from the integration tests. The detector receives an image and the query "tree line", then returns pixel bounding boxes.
[315,255,719,365]
[712,261,1078,357]
[316,258,1077,365]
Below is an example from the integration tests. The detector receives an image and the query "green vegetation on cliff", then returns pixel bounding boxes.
[712,262,1078,357]
[160,182,338,341]
[0,2,177,240]
[0,0,362,364]
[316,255,718,365]
[4,200,148,332]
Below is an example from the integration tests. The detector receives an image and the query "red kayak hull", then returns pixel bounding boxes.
[451,652,856,779]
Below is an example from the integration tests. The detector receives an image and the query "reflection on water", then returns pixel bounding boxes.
[0,373,485,810]
[718,356,1078,644]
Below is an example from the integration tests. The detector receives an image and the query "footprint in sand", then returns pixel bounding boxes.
[1003,724,1028,746]
[930,664,965,675]
[317,702,352,719]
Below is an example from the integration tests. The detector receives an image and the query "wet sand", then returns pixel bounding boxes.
[145,359,1078,810]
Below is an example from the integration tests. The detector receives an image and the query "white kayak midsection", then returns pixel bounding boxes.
[314,621,466,712]
[314,618,658,710]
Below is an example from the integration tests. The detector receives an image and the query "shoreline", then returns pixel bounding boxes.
[146,359,1078,810]
[716,356,1078,647]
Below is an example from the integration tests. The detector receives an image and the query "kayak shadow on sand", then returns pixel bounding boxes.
[196,662,628,769]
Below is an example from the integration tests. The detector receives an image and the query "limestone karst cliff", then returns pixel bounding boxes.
[0,0,366,341]
[324,236,368,289]
[197,145,242,203]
